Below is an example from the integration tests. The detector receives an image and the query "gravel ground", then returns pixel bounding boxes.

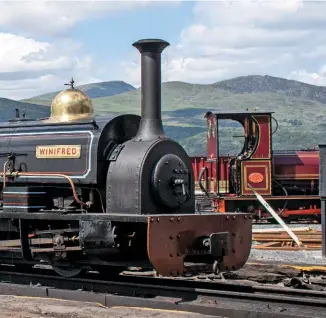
[249,223,324,265]
[248,249,324,265]
[0,295,219,318]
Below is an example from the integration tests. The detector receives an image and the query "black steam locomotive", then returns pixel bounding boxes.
[0,39,252,277]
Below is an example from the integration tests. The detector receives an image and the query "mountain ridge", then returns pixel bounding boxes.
[22,75,326,106]
[22,80,136,106]
[213,75,326,104]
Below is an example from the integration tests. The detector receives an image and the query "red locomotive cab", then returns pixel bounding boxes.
[192,110,321,222]
[201,111,273,198]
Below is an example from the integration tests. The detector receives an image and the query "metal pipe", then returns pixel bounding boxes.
[1,171,87,207]
[2,161,9,188]
[322,200,326,257]
[132,39,170,141]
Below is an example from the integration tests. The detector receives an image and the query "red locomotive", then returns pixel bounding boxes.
[192,110,320,223]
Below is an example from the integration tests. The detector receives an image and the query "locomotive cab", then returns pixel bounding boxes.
[202,111,273,197]
[194,110,320,222]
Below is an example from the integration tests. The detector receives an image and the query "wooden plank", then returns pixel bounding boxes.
[252,227,312,233]
[254,242,281,247]
[253,246,321,251]
[253,238,321,243]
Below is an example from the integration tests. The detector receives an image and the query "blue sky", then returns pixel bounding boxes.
[0,0,326,100]
[70,2,194,58]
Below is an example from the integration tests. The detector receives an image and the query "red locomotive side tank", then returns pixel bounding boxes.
[273,150,319,181]
[192,151,320,191]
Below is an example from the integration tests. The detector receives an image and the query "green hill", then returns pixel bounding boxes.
[22,81,136,106]
[214,75,326,103]
[0,98,50,122]
[22,75,326,156]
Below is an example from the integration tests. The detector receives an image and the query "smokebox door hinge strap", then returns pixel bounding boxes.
[108,144,125,162]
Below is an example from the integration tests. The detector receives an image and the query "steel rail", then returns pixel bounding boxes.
[2,265,326,300]
[0,268,325,317]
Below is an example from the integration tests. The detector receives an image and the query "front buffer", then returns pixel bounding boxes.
[147,213,252,276]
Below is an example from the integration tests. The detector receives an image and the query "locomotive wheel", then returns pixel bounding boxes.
[52,264,83,278]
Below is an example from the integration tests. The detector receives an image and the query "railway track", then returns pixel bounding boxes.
[0,266,325,317]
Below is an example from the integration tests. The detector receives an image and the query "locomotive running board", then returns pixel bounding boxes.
[147,213,252,277]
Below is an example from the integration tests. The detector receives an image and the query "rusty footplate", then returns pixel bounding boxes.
[147,213,252,276]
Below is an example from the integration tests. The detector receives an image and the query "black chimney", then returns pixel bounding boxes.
[132,39,170,141]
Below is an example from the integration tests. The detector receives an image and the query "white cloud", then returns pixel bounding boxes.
[192,0,305,26]
[122,0,326,88]
[0,72,102,100]
[288,65,326,87]
[0,1,173,37]
[0,0,179,100]
[0,33,67,73]
[2,0,326,101]
[0,32,99,99]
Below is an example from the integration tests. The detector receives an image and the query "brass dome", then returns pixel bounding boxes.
[45,81,94,123]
